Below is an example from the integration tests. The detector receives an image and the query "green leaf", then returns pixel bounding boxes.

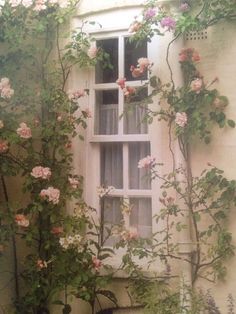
[227,119,235,128]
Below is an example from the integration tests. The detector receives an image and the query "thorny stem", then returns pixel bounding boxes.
[0,175,19,301]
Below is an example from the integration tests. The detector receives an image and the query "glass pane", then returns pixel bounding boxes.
[101,143,123,189]
[130,198,152,238]
[125,37,147,81]
[95,90,118,135]
[129,142,151,190]
[124,88,148,134]
[102,197,122,246]
[96,38,118,83]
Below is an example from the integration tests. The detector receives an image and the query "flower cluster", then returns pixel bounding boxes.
[68,177,80,189]
[0,140,9,153]
[160,16,176,31]
[144,8,157,20]
[116,78,136,97]
[15,214,29,227]
[31,166,52,179]
[0,77,14,99]
[128,20,142,33]
[40,187,60,204]
[7,0,70,10]
[179,48,200,63]
[175,112,188,127]
[17,123,32,139]
[87,46,98,59]
[130,57,152,78]
[69,89,87,102]
[138,155,155,169]
[121,227,138,241]
[59,234,83,250]
[191,78,203,94]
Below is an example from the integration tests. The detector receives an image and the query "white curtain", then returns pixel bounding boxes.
[101,143,123,188]
[124,105,148,134]
[130,198,152,238]
[129,142,151,189]
[98,104,118,134]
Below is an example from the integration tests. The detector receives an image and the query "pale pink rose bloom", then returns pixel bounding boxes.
[58,0,69,8]
[68,177,80,189]
[87,46,98,59]
[123,86,136,97]
[40,187,60,204]
[191,78,203,94]
[0,120,4,129]
[128,21,142,33]
[57,114,63,122]
[116,78,126,89]
[33,0,46,11]
[69,89,87,101]
[17,123,32,139]
[130,66,144,78]
[138,155,155,169]
[0,78,10,89]
[0,140,9,153]
[92,256,102,271]
[121,227,138,241]
[31,166,51,179]
[175,112,188,127]
[137,57,150,71]
[21,0,33,7]
[37,259,47,269]
[8,0,21,6]
[1,87,14,99]
[15,214,29,227]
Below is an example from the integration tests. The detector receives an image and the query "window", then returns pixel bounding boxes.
[90,34,152,246]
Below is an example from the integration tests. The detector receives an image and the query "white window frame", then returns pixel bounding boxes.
[85,30,158,268]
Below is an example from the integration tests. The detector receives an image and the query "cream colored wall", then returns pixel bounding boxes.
[187,21,236,311]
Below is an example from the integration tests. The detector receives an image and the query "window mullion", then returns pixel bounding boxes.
[118,35,124,136]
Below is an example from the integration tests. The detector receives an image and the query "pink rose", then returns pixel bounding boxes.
[175,112,188,127]
[128,21,142,33]
[87,46,98,59]
[138,155,155,169]
[130,66,144,78]
[123,86,136,97]
[121,227,138,241]
[0,140,8,153]
[15,214,29,227]
[116,78,126,89]
[33,0,46,10]
[0,78,10,89]
[69,89,87,101]
[92,256,102,271]
[191,78,203,94]
[37,259,47,269]
[17,123,32,139]
[31,166,51,179]
[40,187,60,204]
[137,57,151,72]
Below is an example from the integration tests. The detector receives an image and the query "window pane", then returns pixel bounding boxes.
[124,88,148,134]
[130,198,152,238]
[125,37,147,81]
[101,197,122,246]
[95,90,118,135]
[129,142,151,189]
[96,38,118,83]
[101,143,123,188]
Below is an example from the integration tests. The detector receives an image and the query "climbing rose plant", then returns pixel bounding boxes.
[0,0,236,313]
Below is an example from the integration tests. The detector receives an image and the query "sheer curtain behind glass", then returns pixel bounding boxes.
[101,143,123,189]
[130,198,152,238]
[129,142,151,189]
